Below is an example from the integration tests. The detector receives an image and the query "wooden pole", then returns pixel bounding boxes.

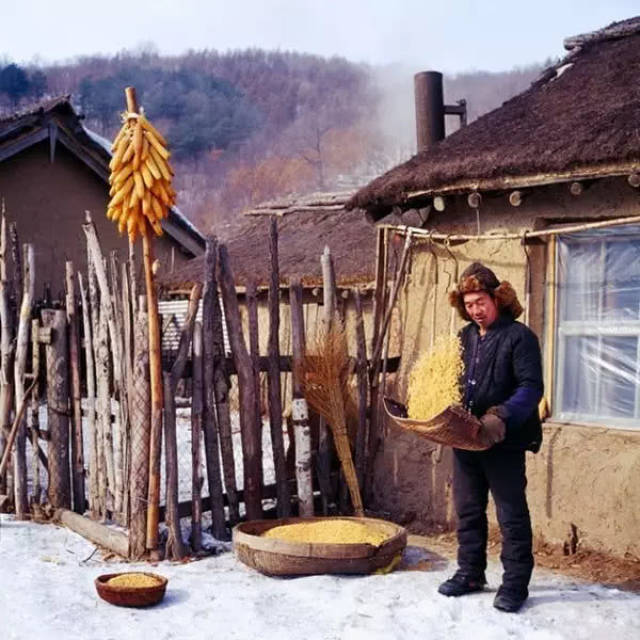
[87,255,107,517]
[201,239,227,539]
[55,509,129,559]
[28,318,41,505]
[78,273,99,518]
[109,252,127,522]
[353,288,369,489]
[0,215,14,500]
[246,280,264,502]
[128,298,150,559]
[0,378,37,480]
[12,244,34,518]
[218,244,263,521]
[42,309,71,510]
[289,278,313,517]
[208,239,239,525]
[318,246,337,514]
[164,283,201,560]
[65,261,85,514]
[142,228,163,550]
[190,321,204,552]
[120,260,133,525]
[267,218,290,517]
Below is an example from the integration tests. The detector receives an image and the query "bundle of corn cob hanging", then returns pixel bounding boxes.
[107,110,176,243]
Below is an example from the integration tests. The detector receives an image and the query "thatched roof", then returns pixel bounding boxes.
[160,192,377,291]
[348,17,640,219]
[0,96,206,255]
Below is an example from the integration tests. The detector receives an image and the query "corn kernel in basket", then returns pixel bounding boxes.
[107,573,161,589]
[262,520,387,545]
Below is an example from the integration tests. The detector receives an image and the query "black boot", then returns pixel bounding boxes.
[438,571,486,597]
[493,585,528,612]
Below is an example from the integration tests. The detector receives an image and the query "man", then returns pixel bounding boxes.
[438,262,544,613]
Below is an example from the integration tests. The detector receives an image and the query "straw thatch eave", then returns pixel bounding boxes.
[347,17,640,220]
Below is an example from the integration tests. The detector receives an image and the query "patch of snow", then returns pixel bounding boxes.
[1,515,638,640]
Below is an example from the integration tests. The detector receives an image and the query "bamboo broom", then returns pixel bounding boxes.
[300,325,363,516]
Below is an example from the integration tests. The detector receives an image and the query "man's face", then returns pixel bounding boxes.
[463,290,498,331]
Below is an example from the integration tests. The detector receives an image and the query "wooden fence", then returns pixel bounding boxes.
[0,215,403,561]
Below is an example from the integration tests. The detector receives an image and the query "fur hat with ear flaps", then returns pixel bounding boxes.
[448,262,523,322]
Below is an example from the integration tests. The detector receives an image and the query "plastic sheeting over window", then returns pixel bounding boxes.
[555,225,640,428]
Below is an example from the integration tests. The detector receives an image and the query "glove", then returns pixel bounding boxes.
[479,412,506,446]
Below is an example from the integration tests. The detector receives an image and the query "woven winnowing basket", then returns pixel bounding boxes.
[383,397,490,451]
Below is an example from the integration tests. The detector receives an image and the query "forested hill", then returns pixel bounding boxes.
[1,50,543,231]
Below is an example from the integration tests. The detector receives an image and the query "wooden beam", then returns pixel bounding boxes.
[55,508,129,558]
[0,128,48,163]
[467,192,482,209]
[48,122,58,163]
[569,181,583,196]
[509,190,524,207]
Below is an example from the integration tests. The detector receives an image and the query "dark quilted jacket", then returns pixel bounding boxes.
[460,315,544,452]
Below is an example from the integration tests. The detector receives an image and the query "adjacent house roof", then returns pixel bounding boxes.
[0,96,206,256]
[160,191,377,292]
[348,16,640,219]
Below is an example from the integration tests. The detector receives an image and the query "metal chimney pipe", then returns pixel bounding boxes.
[414,71,445,153]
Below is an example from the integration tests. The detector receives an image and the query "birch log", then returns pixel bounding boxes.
[267,218,290,516]
[78,273,99,518]
[218,245,262,521]
[65,261,85,514]
[13,244,34,518]
[289,278,313,517]
[0,216,14,499]
[87,258,106,517]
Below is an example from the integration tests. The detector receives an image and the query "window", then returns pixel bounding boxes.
[554,225,640,428]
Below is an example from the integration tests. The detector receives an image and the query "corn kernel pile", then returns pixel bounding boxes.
[262,520,388,545]
[107,573,161,589]
[407,334,464,420]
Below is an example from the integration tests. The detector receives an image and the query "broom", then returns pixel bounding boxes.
[300,325,364,517]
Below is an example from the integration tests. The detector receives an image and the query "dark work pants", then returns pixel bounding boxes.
[453,447,533,593]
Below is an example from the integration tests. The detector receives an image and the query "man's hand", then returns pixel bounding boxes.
[479,412,506,446]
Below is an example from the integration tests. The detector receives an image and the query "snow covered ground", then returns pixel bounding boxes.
[1,515,638,640]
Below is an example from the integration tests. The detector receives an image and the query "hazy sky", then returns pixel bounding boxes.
[1,1,637,72]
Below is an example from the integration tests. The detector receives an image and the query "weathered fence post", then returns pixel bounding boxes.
[0,216,15,500]
[267,218,290,516]
[13,244,34,518]
[128,297,150,559]
[245,280,264,498]
[219,244,263,521]
[28,318,41,505]
[66,261,85,514]
[78,273,99,518]
[353,288,369,489]
[42,309,70,510]
[208,238,239,526]
[202,239,227,539]
[164,283,201,560]
[191,321,204,552]
[289,278,313,517]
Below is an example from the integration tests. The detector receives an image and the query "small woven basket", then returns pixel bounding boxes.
[95,572,168,607]
[383,397,490,451]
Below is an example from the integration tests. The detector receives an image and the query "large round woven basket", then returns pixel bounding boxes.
[384,397,490,451]
[233,516,407,577]
[95,572,168,607]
